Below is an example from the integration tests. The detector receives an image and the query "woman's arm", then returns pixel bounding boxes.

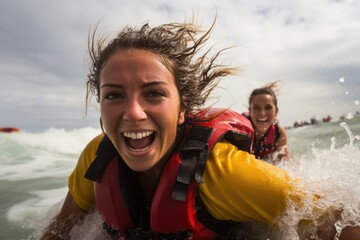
[41,134,102,239]
[199,141,360,239]
[41,192,86,240]
[199,141,297,223]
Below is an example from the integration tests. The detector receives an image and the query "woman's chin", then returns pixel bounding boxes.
[127,163,154,172]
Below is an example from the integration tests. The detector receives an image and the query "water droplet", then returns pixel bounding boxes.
[339,77,345,83]
[345,91,349,95]
[355,100,360,105]
[346,113,354,120]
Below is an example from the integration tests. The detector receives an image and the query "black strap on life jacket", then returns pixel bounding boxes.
[172,125,213,201]
[84,135,117,181]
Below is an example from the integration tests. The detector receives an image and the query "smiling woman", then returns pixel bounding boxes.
[245,81,290,162]
[39,19,360,240]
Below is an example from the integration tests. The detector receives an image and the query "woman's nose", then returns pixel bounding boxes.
[123,98,147,122]
[258,108,266,115]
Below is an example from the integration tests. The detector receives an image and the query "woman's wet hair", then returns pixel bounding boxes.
[85,19,236,117]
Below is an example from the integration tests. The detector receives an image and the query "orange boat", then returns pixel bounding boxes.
[0,127,21,133]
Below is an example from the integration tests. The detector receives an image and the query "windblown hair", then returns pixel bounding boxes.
[248,81,281,112]
[86,19,236,118]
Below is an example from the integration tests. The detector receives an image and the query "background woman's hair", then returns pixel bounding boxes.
[248,80,281,112]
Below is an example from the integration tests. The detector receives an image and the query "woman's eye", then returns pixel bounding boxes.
[104,93,123,100]
[147,91,165,98]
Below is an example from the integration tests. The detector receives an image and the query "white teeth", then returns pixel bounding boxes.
[257,119,268,122]
[124,131,153,139]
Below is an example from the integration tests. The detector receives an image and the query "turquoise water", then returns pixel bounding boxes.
[0,115,359,239]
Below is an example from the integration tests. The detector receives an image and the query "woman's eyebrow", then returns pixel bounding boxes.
[100,80,168,90]
[100,83,124,89]
[142,80,167,88]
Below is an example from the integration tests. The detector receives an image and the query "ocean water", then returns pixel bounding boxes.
[0,115,359,240]
[0,127,101,240]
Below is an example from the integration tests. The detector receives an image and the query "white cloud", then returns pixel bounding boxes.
[0,0,359,131]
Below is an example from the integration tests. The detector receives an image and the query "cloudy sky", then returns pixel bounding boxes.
[1,0,359,132]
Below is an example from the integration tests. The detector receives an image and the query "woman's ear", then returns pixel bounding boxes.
[178,108,186,125]
[178,97,187,125]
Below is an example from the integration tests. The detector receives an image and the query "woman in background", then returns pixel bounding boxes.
[246,81,290,162]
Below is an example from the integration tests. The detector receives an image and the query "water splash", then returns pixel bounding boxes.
[278,120,360,239]
[339,122,360,147]
[330,136,337,150]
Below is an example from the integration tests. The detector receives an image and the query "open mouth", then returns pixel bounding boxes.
[256,118,269,124]
[123,131,155,151]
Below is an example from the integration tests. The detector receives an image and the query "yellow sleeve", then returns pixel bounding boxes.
[198,140,302,224]
[68,133,104,211]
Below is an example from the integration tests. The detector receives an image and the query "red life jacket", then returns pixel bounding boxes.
[252,123,280,159]
[242,113,280,160]
[85,108,253,240]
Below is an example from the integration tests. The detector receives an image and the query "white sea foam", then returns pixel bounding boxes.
[275,145,360,239]
[3,127,101,155]
[7,188,67,224]
[0,127,101,181]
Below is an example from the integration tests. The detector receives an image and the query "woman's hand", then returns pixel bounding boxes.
[41,192,86,240]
